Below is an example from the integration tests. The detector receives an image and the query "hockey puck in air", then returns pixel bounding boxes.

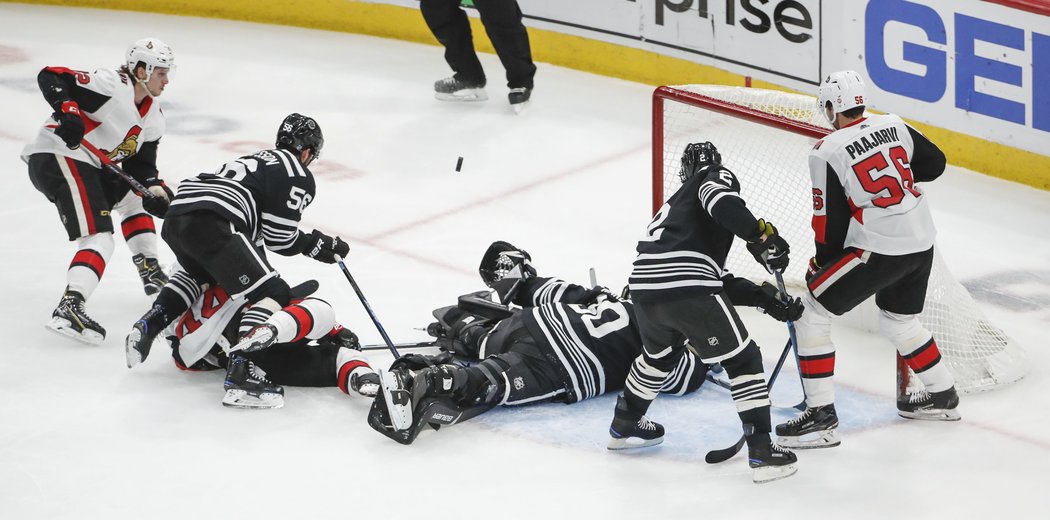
[455,156,463,172]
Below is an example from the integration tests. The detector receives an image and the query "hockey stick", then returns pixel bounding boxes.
[80,139,158,199]
[704,337,795,464]
[334,255,401,359]
[360,341,438,352]
[774,271,808,412]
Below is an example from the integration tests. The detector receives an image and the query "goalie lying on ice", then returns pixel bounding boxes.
[368,241,801,444]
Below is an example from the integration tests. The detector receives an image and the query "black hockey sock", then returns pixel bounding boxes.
[152,286,188,324]
[739,406,773,436]
[621,387,654,418]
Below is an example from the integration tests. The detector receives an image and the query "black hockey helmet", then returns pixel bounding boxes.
[679,141,722,182]
[478,241,536,305]
[276,113,324,161]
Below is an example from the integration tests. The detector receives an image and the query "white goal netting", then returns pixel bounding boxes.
[654,85,1026,393]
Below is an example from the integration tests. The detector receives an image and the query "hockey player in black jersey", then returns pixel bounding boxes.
[367,240,802,445]
[124,113,350,383]
[611,142,800,483]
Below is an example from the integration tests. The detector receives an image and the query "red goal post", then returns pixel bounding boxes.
[651,84,1027,394]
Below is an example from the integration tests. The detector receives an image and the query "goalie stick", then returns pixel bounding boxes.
[80,139,158,199]
[334,255,401,359]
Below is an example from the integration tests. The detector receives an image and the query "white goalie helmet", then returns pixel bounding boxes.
[817,70,866,124]
[126,38,174,81]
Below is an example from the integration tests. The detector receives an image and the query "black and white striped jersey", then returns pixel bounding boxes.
[628,164,761,302]
[166,148,316,255]
[511,277,703,402]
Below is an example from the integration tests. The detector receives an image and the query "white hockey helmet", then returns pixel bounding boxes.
[817,70,866,124]
[126,38,174,82]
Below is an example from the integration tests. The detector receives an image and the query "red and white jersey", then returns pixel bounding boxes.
[21,68,165,167]
[169,286,246,368]
[809,113,937,258]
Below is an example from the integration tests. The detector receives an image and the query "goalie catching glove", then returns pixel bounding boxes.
[756,282,803,322]
[302,229,349,263]
[745,219,790,274]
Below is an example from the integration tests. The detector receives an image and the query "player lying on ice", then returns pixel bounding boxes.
[128,279,379,409]
[366,240,802,445]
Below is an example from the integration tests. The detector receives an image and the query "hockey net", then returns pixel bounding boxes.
[653,85,1026,393]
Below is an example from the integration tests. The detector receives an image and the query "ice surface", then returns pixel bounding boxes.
[1,4,1048,519]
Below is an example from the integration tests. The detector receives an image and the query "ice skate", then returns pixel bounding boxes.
[747,433,798,483]
[46,289,105,345]
[132,254,168,296]
[607,395,664,450]
[434,76,487,102]
[222,355,284,409]
[508,87,531,114]
[898,387,961,421]
[775,404,842,449]
[229,323,278,353]
[125,304,168,368]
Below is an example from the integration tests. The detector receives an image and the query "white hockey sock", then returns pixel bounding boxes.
[113,192,158,259]
[66,232,115,299]
[120,213,159,259]
[264,297,336,344]
[336,347,374,395]
[796,292,836,407]
[880,310,955,393]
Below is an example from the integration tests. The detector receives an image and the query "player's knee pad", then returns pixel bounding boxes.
[877,309,930,352]
[719,341,764,379]
[271,297,336,343]
[245,276,292,307]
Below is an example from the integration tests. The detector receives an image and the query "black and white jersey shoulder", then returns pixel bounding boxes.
[628,165,741,301]
[167,148,316,255]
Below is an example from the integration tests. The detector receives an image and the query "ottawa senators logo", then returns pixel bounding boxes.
[103,126,142,162]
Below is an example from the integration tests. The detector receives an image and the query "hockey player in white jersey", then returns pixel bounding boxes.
[23,38,176,344]
[776,71,959,449]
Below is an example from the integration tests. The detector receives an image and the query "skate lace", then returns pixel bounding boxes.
[64,296,101,327]
[247,362,271,383]
[786,407,815,426]
[771,443,793,455]
[638,416,658,431]
[907,390,932,404]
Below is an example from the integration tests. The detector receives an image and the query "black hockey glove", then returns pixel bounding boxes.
[316,325,360,350]
[745,219,790,274]
[141,181,173,218]
[54,101,85,150]
[756,282,803,322]
[303,229,350,263]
